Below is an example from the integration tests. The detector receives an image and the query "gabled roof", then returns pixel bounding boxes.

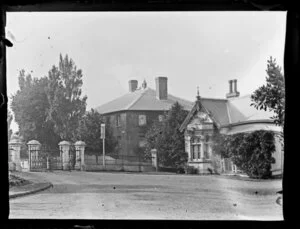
[179,98,221,132]
[95,87,194,114]
[179,94,276,132]
[226,94,275,124]
[201,98,230,126]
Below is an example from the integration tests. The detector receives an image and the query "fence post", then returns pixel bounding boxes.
[9,134,23,171]
[75,141,86,171]
[59,141,71,170]
[27,140,41,172]
[46,156,50,171]
[138,152,141,172]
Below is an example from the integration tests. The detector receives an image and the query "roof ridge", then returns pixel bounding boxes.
[227,94,250,101]
[168,94,193,104]
[95,92,128,110]
[201,97,228,101]
[125,87,150,110]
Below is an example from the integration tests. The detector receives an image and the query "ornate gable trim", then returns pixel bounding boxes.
[179,100,220,132]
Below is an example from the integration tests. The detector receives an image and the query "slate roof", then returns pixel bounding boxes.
[95,87,194,114]
[201,98,230,126]
[226,94,275,124]
[180,94,276,131]
[96,85,275,128]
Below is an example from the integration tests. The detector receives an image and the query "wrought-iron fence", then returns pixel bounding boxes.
[29,145,62,171]
[84,151,152,167]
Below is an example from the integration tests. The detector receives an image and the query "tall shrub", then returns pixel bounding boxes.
[212,130,276,179]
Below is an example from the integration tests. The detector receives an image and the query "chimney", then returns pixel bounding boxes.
[155,76,168,100]
[129,80,138,92]
[233,79,238,93]
[226,79,240,99]
[229,80,233,93]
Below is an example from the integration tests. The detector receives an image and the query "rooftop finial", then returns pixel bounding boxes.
[196,86,201,101]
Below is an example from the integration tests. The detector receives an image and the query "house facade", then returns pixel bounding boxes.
[179,80,283,176]
[96,77,193,156]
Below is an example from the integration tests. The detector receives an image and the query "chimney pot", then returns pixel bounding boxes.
[233,79,237,92]
[128,80,138,92]
[229,80,233,93]
[226,79,240,99]
[155,77,168,100]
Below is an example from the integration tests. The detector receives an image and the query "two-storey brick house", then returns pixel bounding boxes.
[96,77,193,156]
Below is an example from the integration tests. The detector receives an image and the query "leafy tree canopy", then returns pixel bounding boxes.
[46,54,87,142]
[76,108,118,155]
[251,56,285,127]
[212,130,276,179]
[11,70,60,147]
[11,54,87,148]
[145,102,189,168]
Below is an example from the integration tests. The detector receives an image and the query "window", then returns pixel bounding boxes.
[116,115,121,127]
[191,137,201,160]
[138,115,147,126]
[158,115,164,122]
[117,136,122,145]
[139,138,147,147]
[204,135,210,159]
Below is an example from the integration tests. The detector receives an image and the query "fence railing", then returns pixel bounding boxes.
[84,153,152,166]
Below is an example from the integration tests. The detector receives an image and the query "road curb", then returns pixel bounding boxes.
[9,182,53,199]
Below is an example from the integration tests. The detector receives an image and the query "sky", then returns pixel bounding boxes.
[6,11,286,132]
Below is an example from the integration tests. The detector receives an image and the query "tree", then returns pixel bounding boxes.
[11,54,87,148]
[76,109,118,155]
[11,70,61,147]
[145,102,189,168]
[251,56,285,127]
[46,54,87,142]
[212,131,276,179]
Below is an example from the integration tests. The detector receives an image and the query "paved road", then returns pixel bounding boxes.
[9,171,283,220]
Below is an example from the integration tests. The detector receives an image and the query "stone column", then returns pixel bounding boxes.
[185,136,191,161]
[27,140,41,171]
[59,141,71,170]
[9,136,23,171]
[75,141,86,171]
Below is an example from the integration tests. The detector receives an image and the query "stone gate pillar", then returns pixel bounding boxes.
[27,140,41,171]
[59,141,71,170]
[9,135,23,171]
[75,141,86,171]
[151,149,158,172]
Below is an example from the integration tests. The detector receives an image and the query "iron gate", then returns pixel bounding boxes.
[29,146,63,171]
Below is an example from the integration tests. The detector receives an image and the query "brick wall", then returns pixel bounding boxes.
[104,110,165,156]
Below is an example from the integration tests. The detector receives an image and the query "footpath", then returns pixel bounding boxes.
[9,171,53,199]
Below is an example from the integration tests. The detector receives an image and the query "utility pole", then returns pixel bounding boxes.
[101,123,105,168]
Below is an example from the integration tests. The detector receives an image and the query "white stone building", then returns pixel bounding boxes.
[179,80,283,176]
